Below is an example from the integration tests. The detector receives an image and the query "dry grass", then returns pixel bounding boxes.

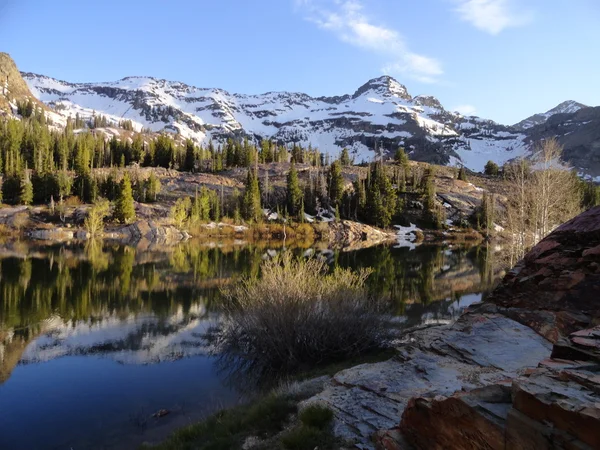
[215,253,389,373]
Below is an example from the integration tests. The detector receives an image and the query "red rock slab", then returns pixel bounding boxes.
[554,206,600,234]
[511,375,600,448]
[399,385,510,450]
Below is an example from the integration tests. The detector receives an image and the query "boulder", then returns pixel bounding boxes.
[328,220,395,250]
[109,220,189,246]
[487,206,600,343]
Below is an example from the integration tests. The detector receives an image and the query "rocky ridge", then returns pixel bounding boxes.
[513,100,587,130]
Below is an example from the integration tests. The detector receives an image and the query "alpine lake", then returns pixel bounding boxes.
[0,238,500,449]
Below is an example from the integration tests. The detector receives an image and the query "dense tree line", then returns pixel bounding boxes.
[2,116,597,236]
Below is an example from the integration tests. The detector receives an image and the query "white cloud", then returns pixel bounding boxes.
[453,104,478,116]
[453,0,533,35]
[295,0,443,83]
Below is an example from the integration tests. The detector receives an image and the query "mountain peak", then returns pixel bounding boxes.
[551,100,587,114]
[352,75,411,100]
[513,100,588,130]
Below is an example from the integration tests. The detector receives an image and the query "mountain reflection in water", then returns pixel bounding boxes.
[0,240,502,450]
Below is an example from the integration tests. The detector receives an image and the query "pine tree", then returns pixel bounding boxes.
[340,148,351,166]
[191,187,211,222]
[241,168,262,222]
[114,172,136,224]
[395,147,410,169]
[328,160,344,207]
[183,139,196,172]
[286,162,303,217]
[365,162,396,228]
[19,166,33,205]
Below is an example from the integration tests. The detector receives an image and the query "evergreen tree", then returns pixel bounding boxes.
[328,160,344,206]
[286,162,303,217]
[183,139,196,172]
[191,187,211,222]
[19,166,33,205]
[365,162,396,228]
[340,148,351,166]
[210,189,221,221]
[422,167,437,210]
[484,160,499,176]
[114,172,136,224]
[241,168,262,222]
[395,147,410,169]
[154,134,175,168]
[457,166,468,181]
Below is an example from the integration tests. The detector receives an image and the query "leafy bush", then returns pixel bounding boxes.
[216,253,388,373]
[170,197,191,228]
[84,199,110,237]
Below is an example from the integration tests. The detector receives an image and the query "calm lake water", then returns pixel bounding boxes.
[0,239,498,449]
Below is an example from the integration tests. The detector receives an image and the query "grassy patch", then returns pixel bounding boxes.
[144,391,341,450]
[280,424,336,450]
[299,405,334,430]
[145,393,297,450]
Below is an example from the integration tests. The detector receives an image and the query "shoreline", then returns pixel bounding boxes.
[0,203,486,249]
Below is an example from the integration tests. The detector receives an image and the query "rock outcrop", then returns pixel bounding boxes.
[108,220,190,246]
[303,311,552,448]
[398,324,600,450]
[328,220,396,251]
[487,206,600,343]
[302,206,600,449]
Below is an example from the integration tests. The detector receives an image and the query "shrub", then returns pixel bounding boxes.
[299,404,334,430]
[145,171,161,202]
[216,253,388,373]
[84,199,110,237]
[170,197,191,228]
[280,424,335,450]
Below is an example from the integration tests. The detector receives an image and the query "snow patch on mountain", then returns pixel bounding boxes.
[22,72,541,172]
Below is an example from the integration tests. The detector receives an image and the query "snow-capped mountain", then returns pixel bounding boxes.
[22,72,531,171]
[10,59,598,176]
[513,100,588,130]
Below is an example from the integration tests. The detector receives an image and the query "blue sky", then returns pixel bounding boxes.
[1,0,599,124]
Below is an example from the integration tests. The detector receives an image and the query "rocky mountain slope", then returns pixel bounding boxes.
[1,53,598,176]
[513,100,587,130]
[0,53,44,117]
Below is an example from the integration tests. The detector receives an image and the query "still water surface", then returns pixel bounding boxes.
[0,240,497,449]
